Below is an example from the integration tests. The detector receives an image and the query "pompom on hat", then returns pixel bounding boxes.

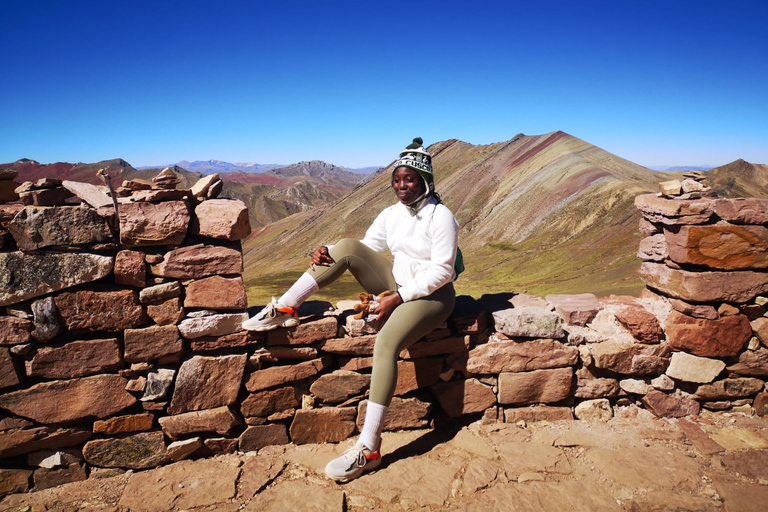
[392,137,435,196]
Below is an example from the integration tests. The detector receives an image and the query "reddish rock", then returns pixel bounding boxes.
[0,316,32,345]
[574,367,621,399]
[639,262,768,303]
[149,244,243,279]
[642,389,700,418]
[0,374,136,424]
[0,427,91,458]
[118,200,190,247]
[146,297,184,326]
[310,370,371,403]
[0,347,21,388]
[666,310,752,358]
[634,193,714,224]
[613,304,664,344]
[124,325,183,363]
[339,357,375,371]
[55,289,148,333]
[754,392,768,417]
[190,331,256,352]
[239,424,290,451]
[9,205,112,251]
[677,418,725,455]
[0,416,33,430]
[394,358,443,395]
[545,293,603,326]
[203,437,239,455]
[0,180,20,203]
[714,197,768,225]
[93,413,154,435]
[637,234,668,261]
[0,252,114,307]
[668,298,719,320]
[33,463,87,491]
[752,317,768,346]
[259,346,317,361]
[693,378,764,400]
[400,336,469,359]
[588,341,671,376]
[241,387,299,417]
[19,187,73,206]
[665,224,768,270]
[504,405,574,423]
[0,468,31,496]
[357,397,431,431]
[267,317,339,346]
[158,406,241,440]
[26,338,121,379]
[465,339,578,374]
[320,334,377,355]
[83,431,169,470]
[432,378,497,417]
[192,199,250,241]
[497,368,573,405]
[726,348,768,377]
[166,438,203,462]
[289,407,357,445]
[184,275,247,310]
[245,357,331,392]
[167,354,247,415]
[114,250,146,287]
[139,281,181,304]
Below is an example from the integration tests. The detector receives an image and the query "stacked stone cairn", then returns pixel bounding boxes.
[2,163,768,496]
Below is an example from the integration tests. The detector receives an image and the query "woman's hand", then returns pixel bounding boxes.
[374,291,403,325]
[310,245,334,269]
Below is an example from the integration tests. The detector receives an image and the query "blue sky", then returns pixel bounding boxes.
[1,0,766,169]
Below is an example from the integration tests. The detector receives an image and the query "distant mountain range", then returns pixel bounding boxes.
[647,165,715,171]
[136,160,380,175]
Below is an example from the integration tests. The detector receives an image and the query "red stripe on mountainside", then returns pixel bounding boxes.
[507,131,570,171]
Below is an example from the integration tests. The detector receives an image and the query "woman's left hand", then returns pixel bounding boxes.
[374,292,403,325]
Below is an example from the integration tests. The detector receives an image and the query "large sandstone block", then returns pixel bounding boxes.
[55,289,148,333]
[266,317,339,346]
[9,206,112,250]
[245,357,331,392]
[94,413,154,435]
[114,250,146,287]
[239,424,290,451]
[693,378,764,400]
[241,386,299,417]
[320,334,377,355]
[492,307,564,338]
[504,405,574,423]
[431,378,497,417]
[726,348,768,377]
[149,244,243,279]
[192,199,250,241]
[612,304,664,344]
[310,370,371,403]
[497,368,573,405]
[184,275,247,310]
[639,262,768,303]
[289,407,356,445]
[357,397,431,431]
[83,432,169,470]
[124,325,183,363]
[665,224,768,270]
[147,297,184,326]
[61,180,113,208]
[0,348,22,389]
[0,468,31,496]
[0,252,114,307]
[0,374,136,424]
[666,310,751,358]
[714,198,768,224]
[665,352,726,383]
[190,331,256,352]
[0,427,91,458]
[118,200,190,246]
[634,194,714,224]
[0,316,32,345]
[158,406,241,440]
[26,338,122,379]
[178,312,249,339]
[464,339,578,374]
[167,354,247,415]
[637,234,668,262]
[394,358,442,395]
[545,294,603,326]
[588,341,671,376]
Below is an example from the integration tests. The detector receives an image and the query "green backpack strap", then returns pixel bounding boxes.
[454,247,465,279]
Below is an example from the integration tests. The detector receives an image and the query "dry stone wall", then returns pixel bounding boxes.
[1,167,768,496]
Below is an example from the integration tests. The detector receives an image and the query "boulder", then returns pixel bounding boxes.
[0,374,136,424]
[665,224,768,270]
[0,252,114,307]
[184,275,247,310]
[9,206,112,250]
[158,406,241,440]
[666,310,752,358]
[25,338,122,379]
[149,243,243,279]
[464,339,578,373]
[192,199,250,241]
[639,262,768,303]
[545,293,603,326]
[55,289,148,333]
[118,200,190,246]
[665,352,726,383]
[431,378,497,417]
[83,431,169,470]
[289,407,356,445]
[492,307,564,338]
[497,368,573,405]
[167,354,247,415]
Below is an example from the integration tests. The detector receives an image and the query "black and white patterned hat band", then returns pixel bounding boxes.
[393,137,433,176]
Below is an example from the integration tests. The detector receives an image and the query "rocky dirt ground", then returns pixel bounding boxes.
[2,406,768,512]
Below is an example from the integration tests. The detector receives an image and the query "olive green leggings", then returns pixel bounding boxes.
[308,238,456,406]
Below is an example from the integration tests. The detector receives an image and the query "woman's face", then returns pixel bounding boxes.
[392,166,426,205]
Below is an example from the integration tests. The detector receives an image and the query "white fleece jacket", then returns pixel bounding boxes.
[360,197,459,302]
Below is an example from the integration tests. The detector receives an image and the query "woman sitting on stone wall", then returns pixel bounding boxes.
[242,138,461,482]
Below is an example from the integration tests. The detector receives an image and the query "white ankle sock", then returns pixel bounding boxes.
[278,272,319,308]
[359,401,387,451]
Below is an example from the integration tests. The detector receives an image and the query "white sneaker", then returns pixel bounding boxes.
[242,298,299,331]
[325,439,382,482]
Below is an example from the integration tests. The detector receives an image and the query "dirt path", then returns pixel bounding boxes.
[3,407,768,512]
